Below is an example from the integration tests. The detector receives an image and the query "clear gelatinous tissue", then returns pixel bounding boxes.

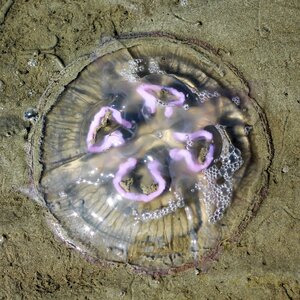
[28,33,271,274]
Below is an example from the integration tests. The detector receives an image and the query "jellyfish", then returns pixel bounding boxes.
[27,33,271,274]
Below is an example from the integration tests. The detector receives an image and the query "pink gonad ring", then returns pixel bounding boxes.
[170,130,215,173]
[113,158,166,203]
[86,106,132,153]
[137,84,185,118]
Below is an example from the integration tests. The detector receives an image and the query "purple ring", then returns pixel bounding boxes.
[170,129,214,172]
[86,106,132,153]
[113,157,166,203]
[87,130,125,153]
[173,130,213,142]
[169,145,214,173]
[136,84,185,118]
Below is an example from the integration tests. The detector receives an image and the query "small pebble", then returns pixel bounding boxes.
[28,58,38,67]
[24,108,38,122]
[28,90,35,97]
[0,79,4,92]
[282,166,289,173]
[180,0,188,6]
[156,131,163,138]
[0,234,7,245]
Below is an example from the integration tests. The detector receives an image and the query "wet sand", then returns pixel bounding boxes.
[0,1,299,299]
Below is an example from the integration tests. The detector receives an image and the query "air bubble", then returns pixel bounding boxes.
[156,131,163,138]
[231,96,240,105]
[244,125,252,135]
[183,104,189,110]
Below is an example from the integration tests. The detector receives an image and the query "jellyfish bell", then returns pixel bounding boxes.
[27,33,271,274]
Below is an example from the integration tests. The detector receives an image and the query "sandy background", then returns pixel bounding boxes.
[0,0,299,299]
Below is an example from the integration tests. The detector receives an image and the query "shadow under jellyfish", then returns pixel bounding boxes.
[27,33,271,274]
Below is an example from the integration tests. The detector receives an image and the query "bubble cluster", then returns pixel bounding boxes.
[197,125,244,223]
[28,34,270,273]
